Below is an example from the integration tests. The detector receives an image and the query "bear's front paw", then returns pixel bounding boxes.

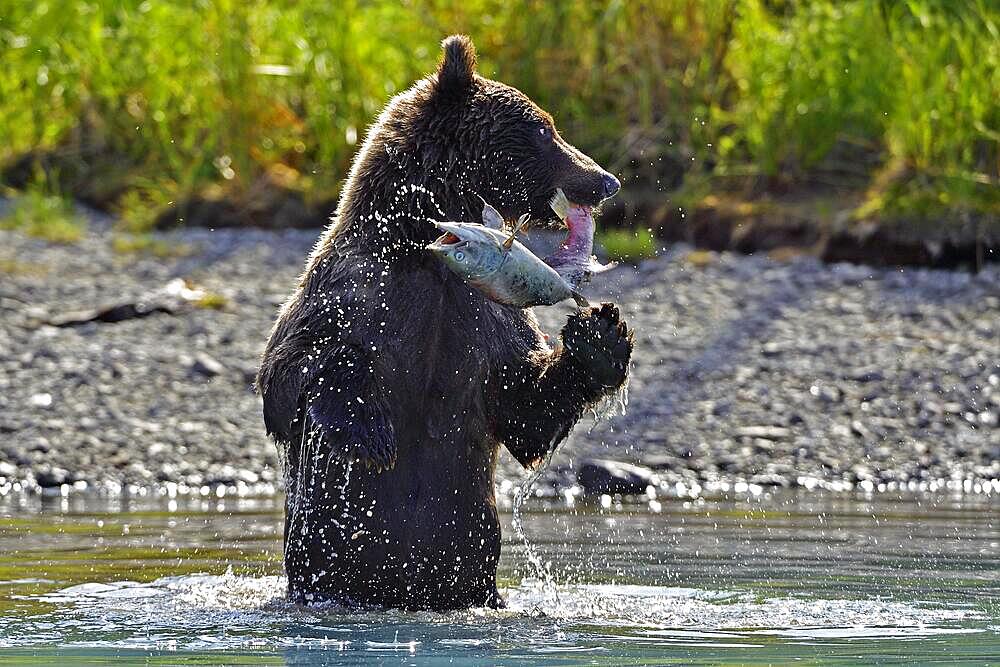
[560,302,633,392]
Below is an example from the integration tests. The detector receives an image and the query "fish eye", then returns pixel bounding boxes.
[454,250,466,262]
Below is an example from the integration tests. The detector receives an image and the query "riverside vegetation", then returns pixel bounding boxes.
[0,0,996,252]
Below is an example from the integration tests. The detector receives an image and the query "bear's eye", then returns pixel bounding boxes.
[538,126,549,138]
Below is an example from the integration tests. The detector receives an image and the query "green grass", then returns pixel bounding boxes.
[0,258,49,276]
[598,228,657,262]
[711,0,999,224]
[193,291,230,310]
[0,187,82,243]
[0,1,996,231]
[111,233,192,257]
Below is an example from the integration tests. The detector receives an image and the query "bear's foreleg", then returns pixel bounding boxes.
[302,344,397,471]
[494,303,633,468]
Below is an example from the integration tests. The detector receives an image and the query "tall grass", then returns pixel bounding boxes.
[0,1,996,231]
[717,1,895,176]
[713,0,997,222]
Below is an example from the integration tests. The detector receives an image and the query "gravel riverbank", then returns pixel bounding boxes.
[1,216,998,499]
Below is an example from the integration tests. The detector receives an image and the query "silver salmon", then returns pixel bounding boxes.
[426,204,588,308]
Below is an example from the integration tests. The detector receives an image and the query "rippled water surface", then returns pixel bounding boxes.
[0,491,997,664]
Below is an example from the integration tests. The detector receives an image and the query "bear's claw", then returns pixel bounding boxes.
[559,302,633,392]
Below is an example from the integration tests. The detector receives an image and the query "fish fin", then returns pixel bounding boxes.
[501,214,531,251]
[549,188,569,220]
[570,290,590,308]
[478,196,505,230]
[587,257,619,274]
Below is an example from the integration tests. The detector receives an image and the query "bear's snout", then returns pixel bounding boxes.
[601,173,621,198]
[556,167,621,210]
[547,135,622,210]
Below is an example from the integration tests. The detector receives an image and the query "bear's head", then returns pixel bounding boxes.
[334,35,620,247]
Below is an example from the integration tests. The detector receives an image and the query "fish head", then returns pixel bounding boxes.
[426,222,501,280]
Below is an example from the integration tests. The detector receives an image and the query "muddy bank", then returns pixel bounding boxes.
[602,192,998,271]
[0,217,997,499]
[6,145,995,269]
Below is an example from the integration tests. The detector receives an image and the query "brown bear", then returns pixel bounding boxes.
[257,35,632,610]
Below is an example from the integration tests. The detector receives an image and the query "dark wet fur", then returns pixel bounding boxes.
[257,35,632,610]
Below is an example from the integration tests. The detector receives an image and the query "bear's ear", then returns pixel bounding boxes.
[434,34,477,100]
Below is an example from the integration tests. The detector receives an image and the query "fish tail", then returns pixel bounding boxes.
[571,290,590,308]
[549,188,570,220]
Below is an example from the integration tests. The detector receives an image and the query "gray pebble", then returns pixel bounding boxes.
[2,220,998,495]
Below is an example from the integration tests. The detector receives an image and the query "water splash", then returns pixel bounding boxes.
[3,495,996,661]
[590,362,631,426]
[9,574,982,654]
[336,458,354,531]
[511,368,632,607]
[398,182,446,218]
[510,438,562,609]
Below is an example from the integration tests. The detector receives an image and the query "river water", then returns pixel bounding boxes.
[0,490,996,664]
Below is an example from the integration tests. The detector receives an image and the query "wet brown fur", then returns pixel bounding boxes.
[257,35,632,609]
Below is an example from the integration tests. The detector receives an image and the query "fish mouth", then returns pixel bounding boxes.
[427,227,469,252]
[427,236,463,252]
[427,221,466,251]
